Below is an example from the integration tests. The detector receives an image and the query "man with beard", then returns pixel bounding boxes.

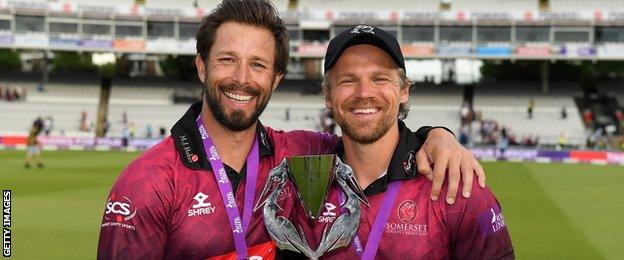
[97,1,486,259]
[300,25,514,259]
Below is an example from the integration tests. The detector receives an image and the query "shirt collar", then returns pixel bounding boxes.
[171,101,274,171]
[333,120,423,196]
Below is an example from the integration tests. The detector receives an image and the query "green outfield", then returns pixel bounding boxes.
[0,150,623,259]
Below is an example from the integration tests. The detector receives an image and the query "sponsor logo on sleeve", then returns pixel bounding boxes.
[188,192,216,217]
[478,206,507,237]
[101,193,137,231]
[386,200,428,236]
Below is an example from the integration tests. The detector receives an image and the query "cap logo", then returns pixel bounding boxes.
[350,25,375,35]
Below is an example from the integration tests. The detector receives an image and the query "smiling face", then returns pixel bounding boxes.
[325,44,408,144]
[195,22,283,131]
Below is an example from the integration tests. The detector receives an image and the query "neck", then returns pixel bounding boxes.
[343,122,400,190]
[201,101,256,172]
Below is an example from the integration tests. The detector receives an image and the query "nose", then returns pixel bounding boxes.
[232,62,250,85]
[354,80,375,100]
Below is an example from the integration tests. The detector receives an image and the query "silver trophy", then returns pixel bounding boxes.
[254,155,368,260]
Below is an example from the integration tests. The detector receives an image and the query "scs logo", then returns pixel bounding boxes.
[104,194,137,223]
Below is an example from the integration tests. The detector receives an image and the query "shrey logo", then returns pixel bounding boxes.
[188,192,216,217]
[104,194,137,223]
[192,192,212,208]
[350,24,375,34]
[398,200,417,223]
[318,203,337,223]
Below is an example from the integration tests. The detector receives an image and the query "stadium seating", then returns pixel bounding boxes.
[452,0,538,12]
[145,0,197,8]
[0,80,590,146]
[70,0,135,6]
[297,0,439,12]
[549,0,624,12]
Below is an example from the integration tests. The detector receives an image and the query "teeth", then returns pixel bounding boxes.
[224,91,253,102]
[353,108,378,114]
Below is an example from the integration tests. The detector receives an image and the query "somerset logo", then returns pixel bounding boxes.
[102,194,137,231]
[350,24,375,34]
[398,200,417,223]
[386,200,427,236]
[478,206,507,237]
[188,192,216,217]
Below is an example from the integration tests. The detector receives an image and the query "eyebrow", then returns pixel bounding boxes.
[214,51,271,65]
[335,72,358,79]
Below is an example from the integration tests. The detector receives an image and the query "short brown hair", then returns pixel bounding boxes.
[195,0,289,75]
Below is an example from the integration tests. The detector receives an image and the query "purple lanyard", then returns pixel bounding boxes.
[196,115,259,260]
[338,181,402,260]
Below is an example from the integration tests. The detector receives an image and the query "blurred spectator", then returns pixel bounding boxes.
[146,124,153,139]
[319,109,336,135]
[122,124,130,149]
[25,118,44,169]
[615,109,623,132]
[33,116,44,131]
[0,84,3,100]
[37,83,45,92]
[285,108,291,122]
[527,99,535,119]
[458,125,469,146]
[129,122,136,138]
[460,102,471,126]
[14,86,24,101]
[159,126,167,139]
[103,120,110,137]
[43,116,54,136]
[497,127,509,159]
[557,133,568,151]
[582,109,593,127]
[5,87,14,101]
[122,112,128,124]
[80,111,91,132]
[561,106,567,120]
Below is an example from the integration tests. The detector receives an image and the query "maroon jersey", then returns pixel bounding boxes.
[295,120,514,259]
[97,102,338,259]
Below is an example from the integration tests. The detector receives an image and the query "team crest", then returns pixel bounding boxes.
[398,200,417,223]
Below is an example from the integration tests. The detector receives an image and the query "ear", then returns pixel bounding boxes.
[195,54,206,84]
[400,81,409,104]
[272,73,284,91]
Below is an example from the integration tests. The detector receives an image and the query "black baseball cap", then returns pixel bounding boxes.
[324,24,405,72]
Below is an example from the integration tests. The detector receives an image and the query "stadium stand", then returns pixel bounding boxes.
[297,0,440,12]
[452,0,538,12]
[70,0,135,6]
[549,0,624,12]
[145,0,197,8]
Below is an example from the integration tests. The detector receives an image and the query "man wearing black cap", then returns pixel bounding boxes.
[306,25,515,259]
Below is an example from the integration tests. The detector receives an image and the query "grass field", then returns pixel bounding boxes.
[1,150,623,259]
